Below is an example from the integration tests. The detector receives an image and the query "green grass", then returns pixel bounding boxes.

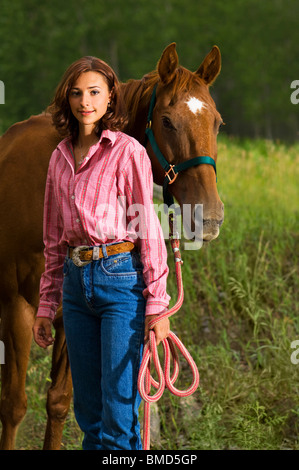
[2,135,299,450]
[15,343,83,450]
[156,135,299,450]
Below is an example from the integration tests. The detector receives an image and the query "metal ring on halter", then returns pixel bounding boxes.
[165,165,178,184]
[71,245,92,267]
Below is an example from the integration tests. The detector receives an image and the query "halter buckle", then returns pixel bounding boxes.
[165,165,178,185]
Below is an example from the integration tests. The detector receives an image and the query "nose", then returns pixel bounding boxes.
[80,91,90,108]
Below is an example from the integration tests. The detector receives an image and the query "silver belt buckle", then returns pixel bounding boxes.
[71,245,91,267]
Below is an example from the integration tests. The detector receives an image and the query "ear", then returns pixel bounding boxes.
[158,43,179,84]
[196,46,221,85]
[109,87,114,101]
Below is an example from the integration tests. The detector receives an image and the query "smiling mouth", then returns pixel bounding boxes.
[79,110,95,116]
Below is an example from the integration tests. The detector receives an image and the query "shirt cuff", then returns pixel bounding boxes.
[145,301,169,316]
[36,303,56,322]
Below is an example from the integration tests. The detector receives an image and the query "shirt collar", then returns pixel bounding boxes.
[57,129,118,158]
[100,128,118,146]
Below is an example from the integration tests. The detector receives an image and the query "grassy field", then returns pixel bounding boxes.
[3,135,299,450]
[158,136,299,450]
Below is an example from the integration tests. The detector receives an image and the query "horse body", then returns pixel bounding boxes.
[0,43,223,449]
[0,115,63,449]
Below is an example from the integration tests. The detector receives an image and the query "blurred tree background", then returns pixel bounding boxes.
[0,0,298,140]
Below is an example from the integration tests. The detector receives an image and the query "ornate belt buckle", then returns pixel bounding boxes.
[71,245,91,267]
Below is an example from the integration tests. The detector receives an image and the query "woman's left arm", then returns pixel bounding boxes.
[118,143,171,329]
[144,311,170,345]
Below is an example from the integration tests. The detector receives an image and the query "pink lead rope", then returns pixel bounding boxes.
[138,216,200,450]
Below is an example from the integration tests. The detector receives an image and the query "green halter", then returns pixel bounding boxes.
[145,83,217,207]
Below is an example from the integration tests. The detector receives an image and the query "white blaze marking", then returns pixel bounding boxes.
[186,97,206,114]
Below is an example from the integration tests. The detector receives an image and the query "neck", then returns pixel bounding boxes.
[77,124,99,147]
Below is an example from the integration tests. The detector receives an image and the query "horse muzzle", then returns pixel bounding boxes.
[202,217,224,242]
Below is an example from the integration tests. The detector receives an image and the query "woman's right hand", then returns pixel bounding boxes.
[32,317,55,349]
[144,313,170,346]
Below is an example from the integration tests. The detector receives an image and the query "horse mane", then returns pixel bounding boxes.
[123,66,203,127]
[122,71,159,127]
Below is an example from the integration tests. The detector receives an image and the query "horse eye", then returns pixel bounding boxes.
[216,119,225,134]
[162,116,175,130]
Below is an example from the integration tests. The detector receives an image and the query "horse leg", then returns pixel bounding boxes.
[43,307,72,450]
[0,295,35,450]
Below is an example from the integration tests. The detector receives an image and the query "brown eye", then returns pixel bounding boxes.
[215,119,225,134]
[162,116,176,130]
[70,90,80,97]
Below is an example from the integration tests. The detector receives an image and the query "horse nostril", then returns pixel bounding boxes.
[203,218,224,227]
[203,222,220,241]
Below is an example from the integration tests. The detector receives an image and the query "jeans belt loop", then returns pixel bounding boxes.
[101,244,108,259]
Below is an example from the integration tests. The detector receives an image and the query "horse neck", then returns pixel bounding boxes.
[121,74,158,144]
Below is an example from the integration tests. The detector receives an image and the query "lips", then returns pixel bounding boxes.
[79,110,94,116]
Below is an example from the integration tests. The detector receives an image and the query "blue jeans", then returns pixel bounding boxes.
[62,247,146,450]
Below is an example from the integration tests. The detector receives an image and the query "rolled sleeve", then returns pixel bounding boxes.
[37,152,67,321]
[118,145,171,315]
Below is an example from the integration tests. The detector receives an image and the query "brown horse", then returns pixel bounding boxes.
[0,43,223,450]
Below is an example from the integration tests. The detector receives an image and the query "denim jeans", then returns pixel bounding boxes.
[62,246,146,450]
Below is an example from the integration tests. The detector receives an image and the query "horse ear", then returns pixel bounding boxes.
[158,43,179,84]
[196,46,221,85]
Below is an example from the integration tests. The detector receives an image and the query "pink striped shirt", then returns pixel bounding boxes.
[37,129,170,321]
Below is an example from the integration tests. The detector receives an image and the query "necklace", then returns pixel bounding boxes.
[77,137,98,165]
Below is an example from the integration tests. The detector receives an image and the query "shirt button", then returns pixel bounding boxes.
[76,218,80,223]
[71,195,75,200]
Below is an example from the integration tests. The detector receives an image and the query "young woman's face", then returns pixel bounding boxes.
[68,71,111,132]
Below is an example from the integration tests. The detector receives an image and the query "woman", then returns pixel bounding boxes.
[33,56,170,450]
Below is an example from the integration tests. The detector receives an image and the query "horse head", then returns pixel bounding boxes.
[124,43,224,244]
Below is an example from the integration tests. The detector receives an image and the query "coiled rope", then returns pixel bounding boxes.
[138,213,200,450]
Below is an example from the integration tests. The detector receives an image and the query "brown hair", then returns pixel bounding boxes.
[48,56,128,140]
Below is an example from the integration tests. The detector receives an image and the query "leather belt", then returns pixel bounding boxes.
[68,242,135,267]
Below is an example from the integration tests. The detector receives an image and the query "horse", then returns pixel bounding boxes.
[0,43,224,449]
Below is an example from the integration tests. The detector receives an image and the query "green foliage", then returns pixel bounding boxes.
[0,0,298,139]
[154,135,299,450]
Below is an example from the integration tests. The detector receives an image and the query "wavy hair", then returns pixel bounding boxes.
[48,56,128,140]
